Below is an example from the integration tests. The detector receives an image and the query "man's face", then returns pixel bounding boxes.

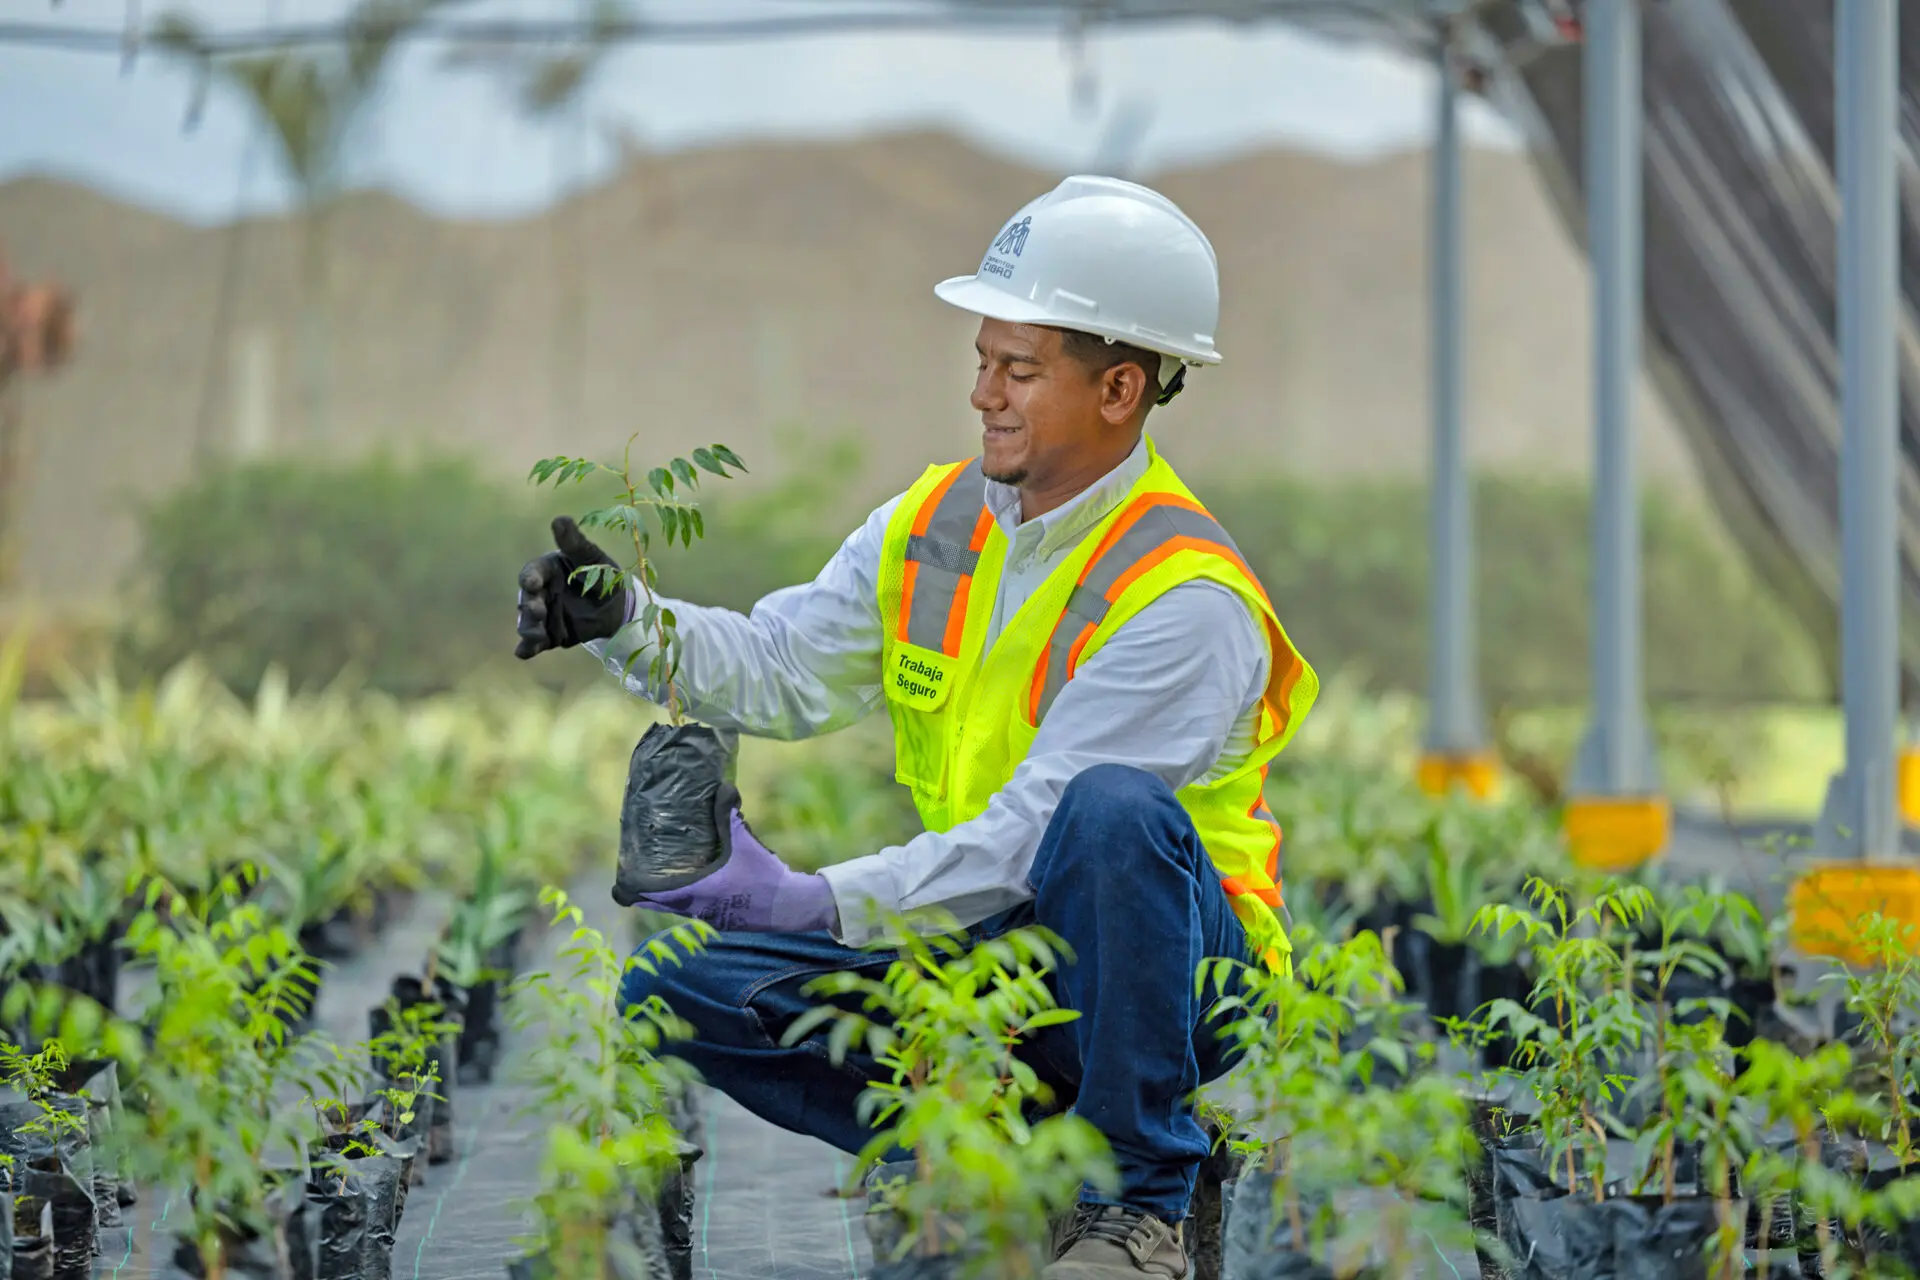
[970,318,1116,489]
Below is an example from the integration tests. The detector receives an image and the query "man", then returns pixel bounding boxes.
[513,174,1318,1279]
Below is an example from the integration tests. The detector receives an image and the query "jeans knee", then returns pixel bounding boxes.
[1043,764,1188,879]
[619,927,706,1020]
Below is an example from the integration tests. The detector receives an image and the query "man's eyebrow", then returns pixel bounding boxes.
[976,346,1043,365]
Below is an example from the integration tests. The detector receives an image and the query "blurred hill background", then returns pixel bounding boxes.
[2,129,1702,607]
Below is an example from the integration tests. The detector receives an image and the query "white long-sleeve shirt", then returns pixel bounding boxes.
[585,436,1269,947]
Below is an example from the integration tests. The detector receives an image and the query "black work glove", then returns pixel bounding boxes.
[514,516,631,659]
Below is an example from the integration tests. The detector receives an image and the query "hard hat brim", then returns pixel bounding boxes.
[933,275,1223,366]
[933,276,1061,327]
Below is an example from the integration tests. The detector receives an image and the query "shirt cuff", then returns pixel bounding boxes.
[817,857,901,949]
[586,623,662,694]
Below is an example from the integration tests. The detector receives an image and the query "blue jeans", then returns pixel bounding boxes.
[619,763,1251,1222]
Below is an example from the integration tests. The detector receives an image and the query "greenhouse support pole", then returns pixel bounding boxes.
[1794,0,1908,963]
[1564,0,1667,871]
[1417,18,1497,802]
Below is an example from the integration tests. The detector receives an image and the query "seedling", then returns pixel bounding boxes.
[366,997,455,1145]
[1197,926,1430,1263]
[788,921,1116,1278]
[1474,878,1652,1199]
[506,886,709,1279]
[0,1038,88,1150]
[529,437,747,723]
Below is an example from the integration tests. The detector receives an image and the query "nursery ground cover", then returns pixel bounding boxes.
[85,881,881,1280]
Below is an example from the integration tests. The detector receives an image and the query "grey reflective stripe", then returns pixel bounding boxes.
[1076,505,1236,604]
[906,534,980,576]
[1062,584,1108,630]
[902,461,988,654]
[1030,500,1240,725]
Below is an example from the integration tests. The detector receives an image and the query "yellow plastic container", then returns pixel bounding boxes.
[1786,862,1920,966]
[1562,794,1671,872]
[1415,752,1502,801]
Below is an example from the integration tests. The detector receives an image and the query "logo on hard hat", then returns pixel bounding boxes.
[993,216,1031,258]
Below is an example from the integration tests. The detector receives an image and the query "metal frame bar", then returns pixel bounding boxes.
[1570,0,1658,797]
[1819,0,1901,862]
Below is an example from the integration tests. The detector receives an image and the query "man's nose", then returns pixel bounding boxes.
[971,368,1005,413]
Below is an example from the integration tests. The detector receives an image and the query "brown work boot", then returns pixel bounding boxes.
[1044,1205,1189,1278]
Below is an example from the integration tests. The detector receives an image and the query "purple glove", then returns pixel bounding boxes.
[634,810,838,934]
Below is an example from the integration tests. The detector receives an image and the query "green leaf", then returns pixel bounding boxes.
[691,447,725,477]
[648,467,674,498]
[671,457,697,490]
[688,508,704,541]
[711,444,747,473]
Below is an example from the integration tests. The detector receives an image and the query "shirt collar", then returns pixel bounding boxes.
[983,434,1152,560]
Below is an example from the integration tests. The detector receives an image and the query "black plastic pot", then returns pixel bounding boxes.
[1190,1114,1248,1280]
[867,1257,966,1280]
[1499,1184,1737,1280]
[506,1207,672,1280]
[306,1134,407,1280]
[1219,1168,1378,1280]
[656,1140,703,1280]
[1,1190,12,1280]
[12,1195,51,1280]
[613,722,741,903]
[19,1143,94,1280]
[164,1178,314,1280]
[52,1059,120,1229]
[1422,940,1473,1022]
[1474,959,1532,1071]
[43,934,119,1016]
[453,935,520,1087]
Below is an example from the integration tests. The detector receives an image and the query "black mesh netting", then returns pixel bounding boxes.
[1473,0,1920,699]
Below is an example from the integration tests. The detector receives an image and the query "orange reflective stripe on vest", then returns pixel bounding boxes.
[897,460,991,656]
[1027,494,1262,724]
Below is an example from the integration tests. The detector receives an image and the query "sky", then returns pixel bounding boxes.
[0,0,1524,223]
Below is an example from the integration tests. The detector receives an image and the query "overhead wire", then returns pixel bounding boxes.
[0,2,1444,58]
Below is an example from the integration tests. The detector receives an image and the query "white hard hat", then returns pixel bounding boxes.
[934,174,1224,374]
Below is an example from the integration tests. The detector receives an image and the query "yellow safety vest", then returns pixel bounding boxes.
[875,435,1319,973]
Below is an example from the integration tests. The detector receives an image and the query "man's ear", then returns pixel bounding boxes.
[1101,361,1152,425]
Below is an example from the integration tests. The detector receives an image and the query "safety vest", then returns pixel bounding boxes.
[875,436,1319,973]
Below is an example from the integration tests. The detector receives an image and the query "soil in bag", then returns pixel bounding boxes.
[613,723,741,903]
[12,1195,50,1280]
[0,1191,12,1280]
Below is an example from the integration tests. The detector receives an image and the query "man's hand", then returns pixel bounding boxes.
[635,809,838,935]
[515,516,633,659]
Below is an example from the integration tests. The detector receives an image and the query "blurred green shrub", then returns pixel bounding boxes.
[118,451,552,699]
[1200,471,1827,706]
[117,439,1826,713]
